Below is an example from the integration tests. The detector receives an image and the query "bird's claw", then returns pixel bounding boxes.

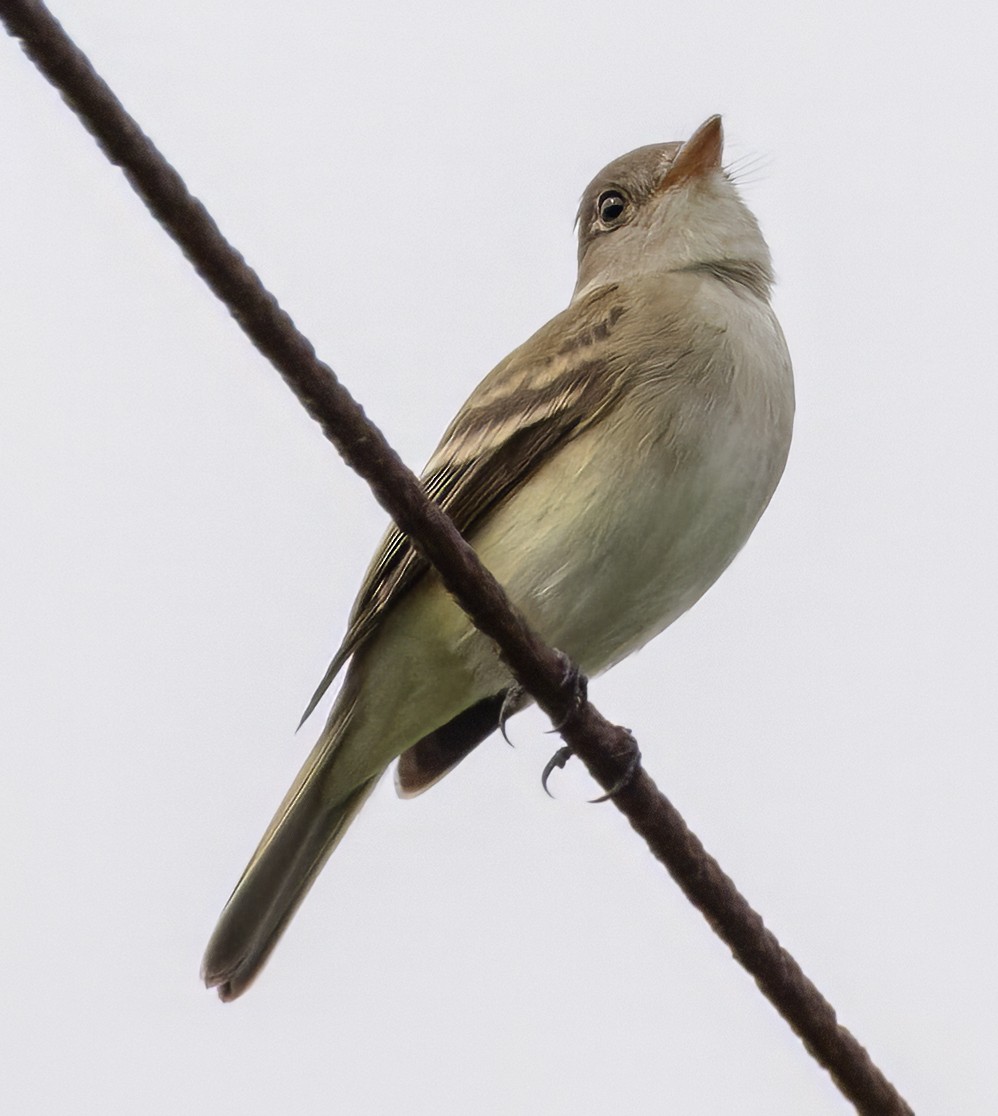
[499,684,525,746]
[542,727,641,803]
[541,745,575,798]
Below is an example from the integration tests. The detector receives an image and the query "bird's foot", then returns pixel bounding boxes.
[540,654,590,796]
[588,733,641,803]
[541,734,641,801]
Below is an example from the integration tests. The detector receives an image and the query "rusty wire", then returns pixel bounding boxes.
[0,3,914,1112]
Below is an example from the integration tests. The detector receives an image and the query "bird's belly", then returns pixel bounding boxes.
[470,389,790,679]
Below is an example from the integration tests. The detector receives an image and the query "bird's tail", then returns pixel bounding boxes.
[201,764,381,1002]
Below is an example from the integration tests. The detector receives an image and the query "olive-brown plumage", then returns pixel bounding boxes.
[202,116,794,1000]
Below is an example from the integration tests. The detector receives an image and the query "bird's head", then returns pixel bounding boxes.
[574,116,773,300]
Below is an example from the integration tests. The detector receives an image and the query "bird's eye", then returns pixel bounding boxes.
[596,190,628,226]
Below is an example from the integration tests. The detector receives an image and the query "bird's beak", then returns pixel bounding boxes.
[659,115,724,190]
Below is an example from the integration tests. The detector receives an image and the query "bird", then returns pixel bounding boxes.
[202,115,795,1000]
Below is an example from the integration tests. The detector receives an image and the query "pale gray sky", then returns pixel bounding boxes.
[3,2,996,1112]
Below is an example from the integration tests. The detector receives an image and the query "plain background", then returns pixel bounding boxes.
[3,2,996,1112]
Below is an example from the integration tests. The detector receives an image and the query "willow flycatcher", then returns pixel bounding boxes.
[202,115,795,1000]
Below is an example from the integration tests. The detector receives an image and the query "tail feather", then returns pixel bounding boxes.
[201,770,381,1001]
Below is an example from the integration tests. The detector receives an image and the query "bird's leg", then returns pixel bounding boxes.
[547,652,588,731]
[540,653,589,796]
